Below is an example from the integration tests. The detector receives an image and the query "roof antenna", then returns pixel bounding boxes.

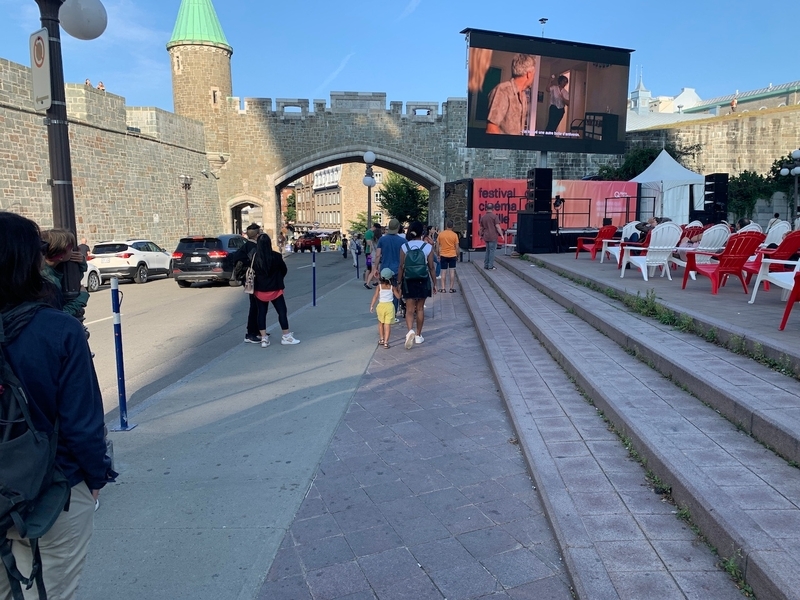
[539,18,548,38]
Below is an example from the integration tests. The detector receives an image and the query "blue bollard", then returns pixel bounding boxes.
[312,246,316,307]
[109,277,136,431]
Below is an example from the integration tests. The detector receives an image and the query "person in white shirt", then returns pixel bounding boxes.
[545,75,569,133]
[766,212,781,232]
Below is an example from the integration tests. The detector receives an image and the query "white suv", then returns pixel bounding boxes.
[89,240,171,284]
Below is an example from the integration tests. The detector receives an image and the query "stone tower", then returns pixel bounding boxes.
[630,69,652,116]
[167,0,232,164]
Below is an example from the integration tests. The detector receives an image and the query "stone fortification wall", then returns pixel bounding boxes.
[0,58,222,249]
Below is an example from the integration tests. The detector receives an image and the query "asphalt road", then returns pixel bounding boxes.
[84,249,365,414]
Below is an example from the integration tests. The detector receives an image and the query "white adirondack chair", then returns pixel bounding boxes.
[620,222,683,281]
[668,223,732,280]
[762,220,791,248]
[739,222,762,233]
[748,258,800,304]
[601,221,639,264]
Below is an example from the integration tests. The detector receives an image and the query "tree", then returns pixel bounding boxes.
[728,171,775,219]
[597,143,702,181]
[284,192,296,224]
[348,212,367,235]
[767,154,798,210]
[379,173,428,224]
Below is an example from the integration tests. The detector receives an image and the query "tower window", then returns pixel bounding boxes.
[174,54,182,73]
[212,89,219,105]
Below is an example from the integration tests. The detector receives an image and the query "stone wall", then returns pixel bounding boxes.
[0,58,222,250]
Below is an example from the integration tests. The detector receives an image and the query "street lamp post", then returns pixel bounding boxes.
[33,0,107,294]
[363,151,376,230]
[779,149,800,211]
[180,175,193,235]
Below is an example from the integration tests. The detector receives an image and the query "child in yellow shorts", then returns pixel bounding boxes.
[369,267,401,348]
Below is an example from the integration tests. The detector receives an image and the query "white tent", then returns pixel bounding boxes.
[630,150,705,224]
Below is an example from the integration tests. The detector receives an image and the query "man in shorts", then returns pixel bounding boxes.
[363,222,381,289]
[437,219,459,292]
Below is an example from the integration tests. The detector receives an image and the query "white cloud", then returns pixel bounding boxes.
[314,53,355,96]
[398,0,422,20]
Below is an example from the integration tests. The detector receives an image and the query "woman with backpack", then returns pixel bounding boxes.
[253,233,300,348]
[0,212,115,600]
[398,221,437,349]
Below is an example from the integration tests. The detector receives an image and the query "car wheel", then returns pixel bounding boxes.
[134,263,148,284]
[293,246,298,253]
[86,271,100,293]
[177,279,192,288]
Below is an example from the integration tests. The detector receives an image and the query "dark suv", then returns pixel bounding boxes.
[293,233,322,253]
[171,234,247,288]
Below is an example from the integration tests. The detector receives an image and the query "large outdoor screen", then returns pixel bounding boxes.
[463,28,632,155]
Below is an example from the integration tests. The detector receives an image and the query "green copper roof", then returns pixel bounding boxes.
[167,0,231,52]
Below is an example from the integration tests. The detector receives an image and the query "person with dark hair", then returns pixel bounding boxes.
[736,217,752,231]
[398,221,437,349]
[231,223,263,344]
[0,212,116,599]
[252,233,299,348]
[479,206,502,270]
[40,228,89,319]
[437,219,459,292]
[766,213,781,232]
[545,74,570,132]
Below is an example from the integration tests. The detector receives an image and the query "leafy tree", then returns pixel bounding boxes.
[284,192,296,224]
[348,212,367,235]
[728,171,774,219]
[379,173,428,224]
[597,143,701,181]
[767,154,799,209]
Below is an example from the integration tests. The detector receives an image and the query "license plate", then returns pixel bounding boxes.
[190,257,201,263]
[101,257,110,263]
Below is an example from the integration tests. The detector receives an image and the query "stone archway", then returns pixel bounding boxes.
[226,195,264,235]
[270,146,447,232]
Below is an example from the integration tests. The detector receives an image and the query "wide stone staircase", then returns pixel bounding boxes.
[458,254,800,599]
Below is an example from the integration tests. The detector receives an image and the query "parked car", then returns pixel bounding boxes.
[81,261,101,292]
[293,233,322,253]
[171,234,247,288]
[88,240,171,284]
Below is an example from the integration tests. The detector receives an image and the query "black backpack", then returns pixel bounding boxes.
[402,242,428,281]
[0,312,70,600]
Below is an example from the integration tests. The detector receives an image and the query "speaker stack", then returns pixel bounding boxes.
[704,173,728,222]
[518,168,554,254]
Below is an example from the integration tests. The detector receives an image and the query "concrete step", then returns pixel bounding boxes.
[457,266,744,600]
[460,261,800,600]
[498,255,800,467]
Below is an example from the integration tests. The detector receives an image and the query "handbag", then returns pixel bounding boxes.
[243,252,256,294]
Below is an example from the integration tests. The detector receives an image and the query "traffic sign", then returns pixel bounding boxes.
[30,28,51,111]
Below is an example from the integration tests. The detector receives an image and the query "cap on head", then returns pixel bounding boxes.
[380,268,394,279]
[387,219,400,234]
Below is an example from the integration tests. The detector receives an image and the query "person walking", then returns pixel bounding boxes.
[231,223,263,344]
[252,233,300,347]
[479,206,502,270]
[369,268,401,349]
[341,235,348,260]
[0,212,116,600]
[398,221,437,349]
[373,219,407,319]
[437,219,459,292]
[363,223,380,289]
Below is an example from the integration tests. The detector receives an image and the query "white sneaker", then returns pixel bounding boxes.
[261,338,270,348]
[405,330,416,349]
[415,335,424,344]
[281,333,300,345]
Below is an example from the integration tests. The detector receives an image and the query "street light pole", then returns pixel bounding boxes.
[363,151,376,230]
[779,149,800,212]
[180,175,193,235]
[33,0,106,295]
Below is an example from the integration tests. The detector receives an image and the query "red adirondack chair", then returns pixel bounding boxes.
[575,225,617,260]
[682,231,766,294]
[779,271,800,330]
[743,230,800,291]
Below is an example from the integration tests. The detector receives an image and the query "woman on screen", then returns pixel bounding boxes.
[545,75,569,133]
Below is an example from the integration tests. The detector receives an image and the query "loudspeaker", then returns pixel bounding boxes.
[704,173,728,218]
[516,211,552,254]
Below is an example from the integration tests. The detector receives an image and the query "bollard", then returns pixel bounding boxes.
[312,246,317,307]
[355,249,360,280]
[109,277,136,431]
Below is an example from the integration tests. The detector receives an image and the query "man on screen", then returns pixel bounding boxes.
[485,53,536,135]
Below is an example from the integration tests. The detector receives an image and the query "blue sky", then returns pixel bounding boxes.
[0,0,792,113]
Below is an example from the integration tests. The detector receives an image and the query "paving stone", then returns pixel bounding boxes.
[506,574,574,599]
[345,523,404,558]
[358,547,424,588]
[256,574,312,600]
[458,527,520,560]
[480,548,553,589]
[306,560,371,600]
[371,574,443,600]
[409,537,475,573]
[296,534,355,571]
[428,563,499,600]
[290,513,342,545]
[265,544,303,582]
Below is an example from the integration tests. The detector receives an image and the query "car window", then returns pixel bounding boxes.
[131,242,148,251]
[92,243,128,254]
[176,238,222,252]
[145,242,162,252]
[228,237,245,249]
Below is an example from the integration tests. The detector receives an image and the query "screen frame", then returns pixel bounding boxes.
[463,28,633,155]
